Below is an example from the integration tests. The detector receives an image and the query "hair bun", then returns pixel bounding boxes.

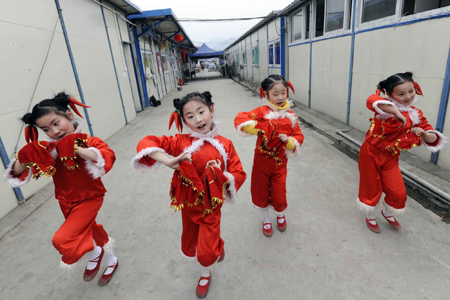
[22,113,33,125]
[403,71,413,79]
[53,92,70,106]
[378,80,387,89]
[201,91,212,102]
[173,98,181,110]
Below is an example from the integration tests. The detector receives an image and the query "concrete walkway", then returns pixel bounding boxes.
[1,77,450,300]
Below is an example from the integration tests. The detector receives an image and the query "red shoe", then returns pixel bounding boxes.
[98,260,119,286]
[366,218,380,233]
[263,222,273,237]
[83,248,104,282]
[218,248,225,263]
[382,210,402,229]
[277,216,287,232]
[196,275,211,299]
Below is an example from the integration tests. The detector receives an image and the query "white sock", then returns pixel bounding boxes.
[86,246,102,270]
[199,265,211,286]
[383,205,395,221]
[366,212,376,225]
[102,253,118,275]
[262,208,270,224]
[275,211,285,223]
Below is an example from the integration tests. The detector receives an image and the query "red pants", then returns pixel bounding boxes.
[251,153,288,212]
[358,143,407,211]
[53,196,109,264]
[181,204,223,267]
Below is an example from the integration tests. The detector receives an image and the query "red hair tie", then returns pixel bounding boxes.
[169,110,183,133]
[259,87,265,99]
[68,97,91,119]
[376,85,385,96]
[286,81,295,98]
[413,81,423,96]
[24,125,38,144]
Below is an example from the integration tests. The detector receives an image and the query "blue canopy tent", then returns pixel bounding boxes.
[188,43,224,59]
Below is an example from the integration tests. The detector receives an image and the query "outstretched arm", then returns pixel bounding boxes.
[377,104,406,126]
[150,151,191,170]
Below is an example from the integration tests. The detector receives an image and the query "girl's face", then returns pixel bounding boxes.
[266,82,287,107]
[388,81,416,106]
[35,110,75,140]
[182,100,214,134]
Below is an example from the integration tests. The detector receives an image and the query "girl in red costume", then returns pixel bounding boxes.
[132,91,246,299]
[358,72,446,233]
[5,92,119,285]
[234,75,304,237]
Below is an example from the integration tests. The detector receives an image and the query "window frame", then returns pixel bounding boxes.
[268,40,281,67]
[252,47,259,66]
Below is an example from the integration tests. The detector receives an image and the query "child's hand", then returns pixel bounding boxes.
[164,152,191,169]
[278,134,289,142]
[394,111,407,126]
[206,159,221,169]
[411,127,425,136]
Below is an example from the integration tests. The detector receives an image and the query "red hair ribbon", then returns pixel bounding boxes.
[413,81,423,96]
[376,85,385,96]
[286,81,295,98]
[68,97,91,119]
[24,125,38,144]
[169,111,183,133]
[259,87,265,99]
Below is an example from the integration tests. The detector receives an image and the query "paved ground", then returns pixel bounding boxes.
[1,71,450,300]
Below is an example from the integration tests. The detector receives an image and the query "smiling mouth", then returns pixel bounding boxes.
[58,134,66,139]
[197,124,206,130]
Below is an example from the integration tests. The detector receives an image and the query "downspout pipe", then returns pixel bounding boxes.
[55,0,94,136]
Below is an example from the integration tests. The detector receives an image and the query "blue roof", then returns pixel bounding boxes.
[188,44,224,58]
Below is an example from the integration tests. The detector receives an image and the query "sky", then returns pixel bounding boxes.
[130,0,296,50]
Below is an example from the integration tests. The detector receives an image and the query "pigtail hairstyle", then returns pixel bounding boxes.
[169,98,183,132]
[21,92,90,143]
[377,72,422,96]
[260,74,294,98]
[169,92,214,133]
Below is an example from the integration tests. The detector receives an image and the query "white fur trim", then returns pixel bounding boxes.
[381,200,406,215]
[205,138,228,170]
[79,147,105,179]
[264,110,298,128]
[389,95,419,112]
[223,172,237,204]
[4,158,32,188]
[373,100,395,120]
[103,237,114,255]
[285,139,301,158]
[59,260,78,271]
[50,149,58,159]
[423,130,447,152]
[408,108,421,126]
[180,248,196,262]
[183,139,205,156]
[186,121,220,139]
[356,198,377,214]
[236,120,257,137]
[131,147,166,173]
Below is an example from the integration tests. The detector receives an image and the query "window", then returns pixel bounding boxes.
[403,0,450,16]
[269,44,274,64]
[292,9,304,41]
[268,41,281,65]
[315,0,325,37]
[252,47,259,65]
[242,52,247,65]
[275,41,281,65]
[236,53,239,65]
[362,0,396,23]
[325,0,345,32]
[161,54,168,73]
